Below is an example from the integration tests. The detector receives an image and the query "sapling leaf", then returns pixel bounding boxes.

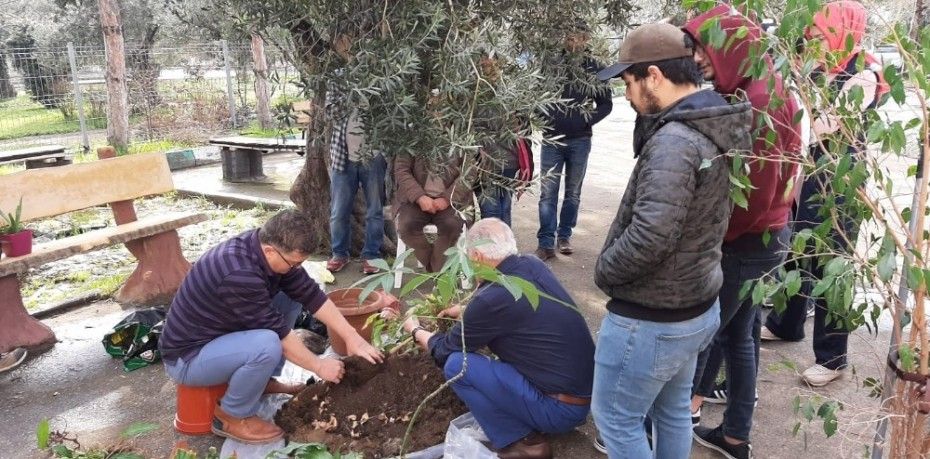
[899,344,916,372]
[359,280,380,307]
[784,270,802,297]
[400,274,431,297]
[508,277,540,309]
[36,419,49,449]
[121,421,159,438]
[437,275,454,306]
[738,279,753,301]
[367,258,391,272]
[877,252,896,282]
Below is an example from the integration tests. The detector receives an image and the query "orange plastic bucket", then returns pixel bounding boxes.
[174,383,228,435]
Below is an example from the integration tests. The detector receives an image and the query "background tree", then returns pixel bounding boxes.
[220,0,637,253]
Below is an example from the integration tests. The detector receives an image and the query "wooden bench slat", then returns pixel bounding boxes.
[0,212,207,277]
[209,136,305,151]
[0,145,67,162]
[0,153,174,222]
[0,153,69,167]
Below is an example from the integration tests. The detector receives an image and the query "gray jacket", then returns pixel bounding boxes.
[595,90,753,321]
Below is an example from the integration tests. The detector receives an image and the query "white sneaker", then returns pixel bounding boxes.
[760,326,782,341]
[0,348,28,372]
[801,364,843,387]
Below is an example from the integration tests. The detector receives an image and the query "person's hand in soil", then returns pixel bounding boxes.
[312,299,384,364]
[346,334,384,364]
[438,304,462,319]
[315,357,346,383]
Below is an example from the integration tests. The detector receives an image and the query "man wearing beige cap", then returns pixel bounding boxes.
[590,23,752,458]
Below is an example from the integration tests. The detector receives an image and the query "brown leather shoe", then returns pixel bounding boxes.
[534,247,556,261]
[497,432,552,459]
[263,378,305,395]
[212,405,283,444]
[557,238,573,255]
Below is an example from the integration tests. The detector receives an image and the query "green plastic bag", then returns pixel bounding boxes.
[102,307,166,372]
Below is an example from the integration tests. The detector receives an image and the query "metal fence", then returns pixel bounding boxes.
[0,40,302,154]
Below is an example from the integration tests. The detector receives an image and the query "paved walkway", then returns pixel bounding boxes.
[0,99,891,458]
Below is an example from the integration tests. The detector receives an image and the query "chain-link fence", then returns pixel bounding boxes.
[0,40,301,155]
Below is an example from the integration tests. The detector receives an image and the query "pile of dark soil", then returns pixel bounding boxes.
[276,353,467,457]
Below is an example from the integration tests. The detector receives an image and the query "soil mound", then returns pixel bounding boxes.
[276,353,467,457]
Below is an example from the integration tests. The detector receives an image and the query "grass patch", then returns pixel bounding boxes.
[0,96,106,140]
[24,270,132,311]
[239,120,300,139]
[86,272,131,296]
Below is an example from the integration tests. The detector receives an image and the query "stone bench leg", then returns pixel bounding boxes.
[0,275,56,354]
[117,230,192,307]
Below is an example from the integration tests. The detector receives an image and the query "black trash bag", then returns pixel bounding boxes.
[295,310,328,338]
[102,307,166,372]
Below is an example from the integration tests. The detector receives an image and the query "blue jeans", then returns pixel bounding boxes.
[330,155,387,260]
[692,227,789,441]
[537,137,591,249]
[592,302,720,459]
[479,168,517,227]
[164,293,302,418]
[444,352,588,449]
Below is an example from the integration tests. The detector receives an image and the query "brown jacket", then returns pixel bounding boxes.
[392,154,473,212]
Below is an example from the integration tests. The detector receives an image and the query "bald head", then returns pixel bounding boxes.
[466,218,518,263]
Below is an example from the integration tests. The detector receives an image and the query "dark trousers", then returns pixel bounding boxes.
[445,352,588,449]
[764,175,860,371]
[692,227,789,441]
[397,203,465,272]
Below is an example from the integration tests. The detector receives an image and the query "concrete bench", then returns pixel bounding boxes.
[208,136,305,184]
[0,145,70,169]
[0,148,208,354]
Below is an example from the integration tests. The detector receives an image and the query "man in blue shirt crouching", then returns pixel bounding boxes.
[403,218,594,459]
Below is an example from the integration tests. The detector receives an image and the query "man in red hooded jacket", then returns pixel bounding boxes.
[762,0,888,387]
[683,6,803,459]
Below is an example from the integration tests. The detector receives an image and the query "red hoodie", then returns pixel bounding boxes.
[811,1,890,101]
[684,6,803,242]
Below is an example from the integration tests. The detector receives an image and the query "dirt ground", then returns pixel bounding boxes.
[0,99,898,458]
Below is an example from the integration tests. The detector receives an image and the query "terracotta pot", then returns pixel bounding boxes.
[0,229,32,258]
[327,288,386,356]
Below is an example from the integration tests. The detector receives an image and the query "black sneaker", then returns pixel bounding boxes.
[703,382,759,406]
[704,382,729,404]
[693,425,753,459]
[593,434,607,454]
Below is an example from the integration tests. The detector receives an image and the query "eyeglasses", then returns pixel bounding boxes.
[271,245,302,272]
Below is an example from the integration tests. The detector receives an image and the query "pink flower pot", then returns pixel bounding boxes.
[0,229,32,258]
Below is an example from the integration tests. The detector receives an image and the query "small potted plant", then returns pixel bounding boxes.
[0,197,32,258]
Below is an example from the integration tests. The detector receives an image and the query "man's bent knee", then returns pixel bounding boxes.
[443,352,466,380]
[251,330,284,365]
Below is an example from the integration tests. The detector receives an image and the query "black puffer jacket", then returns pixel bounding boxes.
[595,90,753,322]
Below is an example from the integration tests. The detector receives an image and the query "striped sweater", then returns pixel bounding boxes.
[159,229,327,364]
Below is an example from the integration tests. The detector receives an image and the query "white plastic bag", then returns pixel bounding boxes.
[219,361,316,459]
[443,412,496,459]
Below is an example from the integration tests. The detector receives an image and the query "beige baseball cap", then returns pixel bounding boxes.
[597,23,695,81]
